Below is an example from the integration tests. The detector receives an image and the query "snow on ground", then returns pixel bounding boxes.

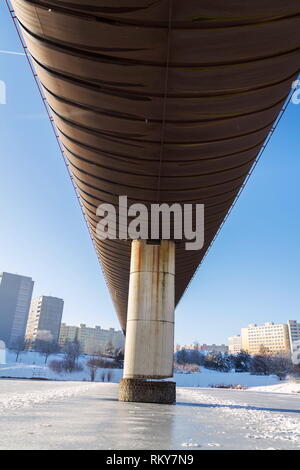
[177,387,300,448]
[0,360,279,388]
[0,361,123,382]
[0,349,123,382]
[1,349,300,393]
[248,381,300,394]
[171,368,278,388]
[0,380,100,412]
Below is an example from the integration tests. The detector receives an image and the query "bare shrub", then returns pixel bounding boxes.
[48,359,83,374]
[209,383,247,390]
[87,357,120,369]
[49,359,64,374]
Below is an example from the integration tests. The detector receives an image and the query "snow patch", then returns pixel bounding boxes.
[0,382,99,412]
[247,381,300,394]
[178,388,300,445]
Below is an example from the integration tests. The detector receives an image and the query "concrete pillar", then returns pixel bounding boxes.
[119,240,176,404]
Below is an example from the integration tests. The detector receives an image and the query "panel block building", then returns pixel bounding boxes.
[59,323,124,355]
[228,335,242,355]
[25,296,64,343]
[0,272,34,346]
[240,322,291,356]
[287,320,300,364]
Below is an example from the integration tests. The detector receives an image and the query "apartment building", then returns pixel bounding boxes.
[59,323,124,355]
[0,340,5,364]
[228,335,242,354]
[59,323,77,344]
[0,272,34,346]
[241,322,290,355]
[287,320,300,365]
[25,296,64,343]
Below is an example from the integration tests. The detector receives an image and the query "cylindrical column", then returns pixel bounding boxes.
[123,240,175,379]
[119,240,176,403]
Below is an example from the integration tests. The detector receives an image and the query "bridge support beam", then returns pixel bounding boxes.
[119,240,176,404]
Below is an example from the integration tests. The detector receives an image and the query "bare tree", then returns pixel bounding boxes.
[34,331,60,363]
[11,337,30,362]
[98,369,114,382]
[107,370,114,382]
[293,363,300,378]
[63,339,82,372]
[105,340,115,356]
[86,357,98,382]
[100,370,106,382]
[189,349,204,366]
[250,353,271,376]
[270,354,293,380]
[176,348,189,365]
[114,348,124,368]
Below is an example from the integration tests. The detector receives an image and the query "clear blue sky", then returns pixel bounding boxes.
[0,3,299,346]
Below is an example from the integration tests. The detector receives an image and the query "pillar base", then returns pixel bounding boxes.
[119,379,176,404]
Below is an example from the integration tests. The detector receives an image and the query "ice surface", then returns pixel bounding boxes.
[0,380,299,450]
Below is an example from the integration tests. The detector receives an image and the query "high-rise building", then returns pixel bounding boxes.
[0,272,34,346]
[59,323,124,355]
[241,322,290,356]
[228,335,242,354]
[25,296,64,343]
[287,320,300,365]
[0,340,5,364]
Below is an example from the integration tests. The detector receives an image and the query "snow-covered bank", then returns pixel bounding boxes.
[0,349,123,382]
[170,369,278,388]
[0,362,123,382]
[248,381,300,394]
[1,349,300,392]
[0,359,277,387]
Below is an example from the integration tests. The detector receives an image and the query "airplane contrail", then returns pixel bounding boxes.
[0,50,25,56]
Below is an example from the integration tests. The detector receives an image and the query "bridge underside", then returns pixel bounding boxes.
[11,0,300,331]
